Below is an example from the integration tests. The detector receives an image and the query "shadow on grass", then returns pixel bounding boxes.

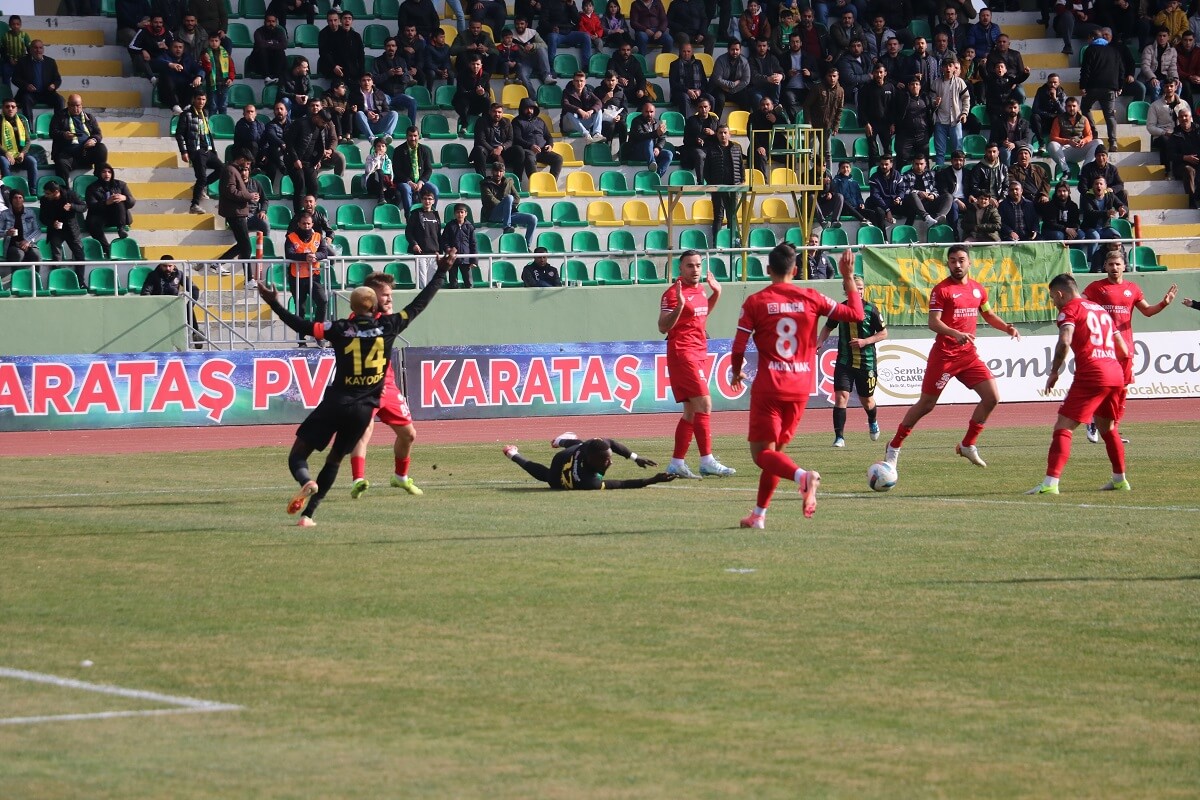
[928,575,1200,585]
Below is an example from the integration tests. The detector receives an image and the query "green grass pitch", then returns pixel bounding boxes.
[1,422,1198,798]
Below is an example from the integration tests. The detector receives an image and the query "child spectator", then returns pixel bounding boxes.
[440,202,478,288]
[406,187,442,283]
[578,1,604,55]
[364,136,397,204]
[1,15,32,88]
[496,29,524,85]
[422,28,453,90]
[961,191,1001,242]
[601,0,628,48]
[201,32,235,115]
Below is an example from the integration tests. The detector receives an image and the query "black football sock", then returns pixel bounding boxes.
[866,406,878,424]
[832,407,847,438]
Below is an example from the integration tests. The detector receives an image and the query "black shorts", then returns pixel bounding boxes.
[295,399,375,455]
[833,363,876,398]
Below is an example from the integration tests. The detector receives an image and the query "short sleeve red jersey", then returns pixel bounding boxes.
[735,283,838,400]
[928,276,991,359]
[1082,278,1143,356]
[661,281,710,359]
[1058,297,1125,387]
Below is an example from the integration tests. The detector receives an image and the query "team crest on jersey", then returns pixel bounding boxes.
[972,289,981,299]
[1123,289,1133,297]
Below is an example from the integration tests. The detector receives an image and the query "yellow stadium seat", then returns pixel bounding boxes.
[566,171,604,196]
[587,200,623,226]
[501,83,528,109]
[690,197,714,224]
[770,167,800,186]
[622,199,655,226]
[694,52,714,74]
[553,141,583,166]
[656,199,688,223]
[746,168,767,187]
[759,198,795,222]
[654,52,677,77]
[440,24,457,45]
[528,172,566,197]
[728,110,750,136]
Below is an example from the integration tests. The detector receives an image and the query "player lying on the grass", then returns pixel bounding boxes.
[257,257,449,527]
[503,432,678,490]
[883,244,1020,471]
[1027,273,1131,496]
[730,245,863,529]
[348,271,425,501]
[1079,248,1176,444]
[814,274,888,448]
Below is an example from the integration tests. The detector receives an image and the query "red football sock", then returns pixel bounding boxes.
[755,448,800,482]
[889,425,913,450]
[673,417,694,459]
[693,412,712,456]
[395,456,410,478]
[962,420,985,447]
[1047,428,1072,478]
[351,456,366,481]
[1100,428,1126,474]
[756,472,781,508]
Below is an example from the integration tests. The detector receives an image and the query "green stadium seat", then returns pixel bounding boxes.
[318,174,350,199]
[340,0,369,18]
[600,171,635,196]
[1126,101,1150,124]
[1069,248,1089,273]
[644,229,669,251]
[963,133,987,159]
[1130,245,1166,272]
[594,259,632,285]
[587,52,609,78]
[87,265,122,295]
[735,255,769,281]
[499,233,529,254]
[564,259,596,286]
[363,23,390,49]
[607,229,636,252]
[434,84,457,110]
[839,107,861,132]
[438,142,470,169]
[238,0,266,18]
[406,85,434,110]
[373,204,405,229]
[927,224,956,244]
[357,234,388,256]
[428,172,457,199]
[570,230,600,252]
[292,23,320,47]
[550,201,587,226]
[458,172,484,198]
[337,143,365,170]
[345,261,373,287]
[3,175,33,200]
[336,205,373,230]
[536,84,563,108]
[209,113,236,140]
[267,205,292,229]
[384,261,415,289]
[553,53,580,78]
[679,229,708,250]
[660,111,685,136]
[668,169,696,187]
[390,233,409,254]
[34,112,52,139]
[109,238,142,261]
[490,260,523,287]
[10,268,42,297]
[226,22,253,49]
[126,265,152,293]
[748,228,777,249]
[704,256,729,281]
[632,171,661,195]
[421,114,455,139]
[856,225,885,246]
[81,237,106,262]
[820,227,848,247]
[1111,217,1132,240]
[226,84,255,109]
[374,0,401,18]
[45,268,85,297]
[536,231,565,252]
[890,224,919,244]
[632,258,665,284]
[474,231,492,254]
[584,142,621,166]
[829,137,848,161]
[251,173,279,201]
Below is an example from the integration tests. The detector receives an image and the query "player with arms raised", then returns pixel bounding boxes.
[347,272,426,500]
[257,258,448,526]
[730,243,863,528]
[502,434,677,490]
[1027,273,1131,494]
[883,244,1020,471]
[1080,249,1176,444]
[658,249,736,479]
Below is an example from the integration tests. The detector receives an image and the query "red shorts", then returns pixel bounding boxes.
[667,354,709,403]
[375,381,413,427]
[747,391,804,446]
[1059,382,1124,425]
[921,349,994,396]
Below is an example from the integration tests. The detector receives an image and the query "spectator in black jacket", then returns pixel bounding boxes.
[128,15,173,81]
[472,102,519,175]
[667,0,711,54]
[84,163,136,256]
[705,124,744,245]
[747,95,790,177]
[748,36,784,105]
[154,39,203,113]
[890,76,935,168]
[511,98,562,182]
[999,180,1039,240]
[285,100,323,211]
[174,89,222,212]
[629,101,672,176]
[266,0,316,28]
[247,14,287,83]
[453,53,491,134]
[39,180,86,279]
[141,255,202,346]
[607,41,649,106]
[669,41,711,118]
[394,125,437,213]
[258,100,289,183]
[679,98,718,178]
[439,202,477,288]
[373,38,420,122]
[1078,145,1129,208]
[1030,73,1066,148]
[50,94,107,181]
[234,102,267,162]
[990,97,1031,165]
[13,40,64,123]
[1039,181,1081,241]
[1080,32,1139,151]
[522,247,563,286]
[857,62,895,166]
[279,55,313,115]
[397,0,441,40]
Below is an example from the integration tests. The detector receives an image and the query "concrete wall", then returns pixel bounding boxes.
[0,296,188,355]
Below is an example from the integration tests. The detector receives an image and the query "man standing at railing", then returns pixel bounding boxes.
[658,249,735,480]
[284,210,332,347]
[704,124,744,247]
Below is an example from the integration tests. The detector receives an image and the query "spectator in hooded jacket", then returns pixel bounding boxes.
[511,98,562,182]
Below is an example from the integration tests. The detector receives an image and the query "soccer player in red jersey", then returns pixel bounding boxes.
[658,249,736,479]
[730,244,863,528]
[883,244,1021,471]
[347,272,426,500]
[1079,249,1176,443]
[1027,273,1132,494]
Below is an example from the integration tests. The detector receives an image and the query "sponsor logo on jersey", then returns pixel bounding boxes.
[766,301,806,314]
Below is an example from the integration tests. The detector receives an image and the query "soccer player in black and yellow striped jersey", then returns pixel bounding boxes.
[815,275,888,448]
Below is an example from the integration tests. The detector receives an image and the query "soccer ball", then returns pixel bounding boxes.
[867,461,897,493]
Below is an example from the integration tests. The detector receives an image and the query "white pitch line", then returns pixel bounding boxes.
[0,667,242,719]
[0,707,240,727]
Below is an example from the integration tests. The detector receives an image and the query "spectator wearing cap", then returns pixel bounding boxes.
[1008,144,1051,207]
[141,255,203,346]
[1078,145,1129,209]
